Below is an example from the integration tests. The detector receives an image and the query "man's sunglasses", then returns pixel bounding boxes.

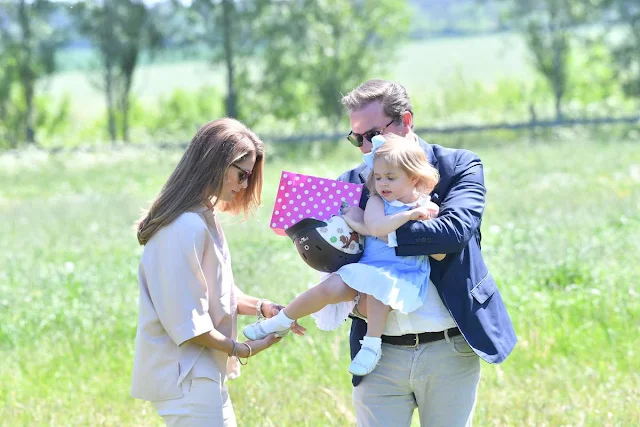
[346,117,396,147]
[231,163,252,184]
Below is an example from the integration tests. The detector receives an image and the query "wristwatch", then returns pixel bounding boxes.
[256,299,267,320]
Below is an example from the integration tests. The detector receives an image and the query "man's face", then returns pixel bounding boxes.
[348,100,410,154]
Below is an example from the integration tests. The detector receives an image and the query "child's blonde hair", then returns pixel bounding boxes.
[366,134,439,197]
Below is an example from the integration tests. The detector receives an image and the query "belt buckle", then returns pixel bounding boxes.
[410,333,419,348]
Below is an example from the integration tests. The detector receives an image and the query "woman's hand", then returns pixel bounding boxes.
[262,301,307,336]
[261,301,284,318]
[237,334,282,357]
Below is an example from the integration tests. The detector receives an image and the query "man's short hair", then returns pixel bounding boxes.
[341,79,413,120]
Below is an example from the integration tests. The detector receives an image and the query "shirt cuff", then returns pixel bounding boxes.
[387,231,398,247]
[171,311,215,346]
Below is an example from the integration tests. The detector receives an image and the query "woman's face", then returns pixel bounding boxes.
[218,152,257,202]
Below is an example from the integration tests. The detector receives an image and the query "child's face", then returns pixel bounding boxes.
[373,158,417,204]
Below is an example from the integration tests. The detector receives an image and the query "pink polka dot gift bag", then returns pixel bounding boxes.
[270,171,364,236]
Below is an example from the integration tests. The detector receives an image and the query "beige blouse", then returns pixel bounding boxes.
[130,206,240,402]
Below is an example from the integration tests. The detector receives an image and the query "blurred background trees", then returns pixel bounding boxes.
[0,0,638,149]
[0,0,68,147]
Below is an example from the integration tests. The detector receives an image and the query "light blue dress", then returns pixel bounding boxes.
[335,198,430,314]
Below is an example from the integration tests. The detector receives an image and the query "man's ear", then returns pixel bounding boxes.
[401,111,413,129]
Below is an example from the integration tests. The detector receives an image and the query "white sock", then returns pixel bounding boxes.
[362,336,382,351]
[261,310,294,333]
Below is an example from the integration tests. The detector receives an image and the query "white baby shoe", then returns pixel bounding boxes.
[242,320,289,340]
[348,343,382,376]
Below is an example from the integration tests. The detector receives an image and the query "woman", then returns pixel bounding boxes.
[130,118,302,426]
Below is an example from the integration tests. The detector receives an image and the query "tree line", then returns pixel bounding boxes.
[0,0,638,149]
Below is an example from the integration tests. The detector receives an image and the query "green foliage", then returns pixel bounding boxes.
[606,0,640,100]
[71,0,164,142]
[255,0,411,128]
[504,0,590,119]
[33,94,72,146]
[72,87,225,145]
[1,140,639,425]
[139,86,225,141]
[413,73,548,124]
[0,86,71,149]
[0,0,69,144]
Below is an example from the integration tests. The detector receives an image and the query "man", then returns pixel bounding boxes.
[338,79,517,427]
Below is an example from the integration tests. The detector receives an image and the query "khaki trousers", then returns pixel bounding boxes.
[353,334,481,427]
[153,378,237,427]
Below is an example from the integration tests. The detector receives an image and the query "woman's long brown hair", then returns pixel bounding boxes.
[136,118,264,245]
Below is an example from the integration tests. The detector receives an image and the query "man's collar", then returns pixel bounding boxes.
[413,134,436,168]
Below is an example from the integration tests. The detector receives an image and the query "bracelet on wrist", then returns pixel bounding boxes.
[256,299,268,320]
[237,342,252,366]
[229,339,237,358]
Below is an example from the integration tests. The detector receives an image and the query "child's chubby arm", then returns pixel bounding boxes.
[414,201,446,261]
[342,196,447,261]
[363,195,414,236]
[341,206,371,236]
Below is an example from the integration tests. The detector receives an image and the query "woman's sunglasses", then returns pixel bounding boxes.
[231,163,252,184]
[346,117,396,147]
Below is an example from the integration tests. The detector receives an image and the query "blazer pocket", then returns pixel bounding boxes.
[470,273,497,304]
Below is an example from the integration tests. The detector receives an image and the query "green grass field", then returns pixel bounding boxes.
[1,138,638,426]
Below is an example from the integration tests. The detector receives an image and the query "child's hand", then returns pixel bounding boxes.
[341,207,369,235]
[409,206,432,221]
[289,321,306,336]
[423,201,440,219]
[409,202,440,221]
[341,206,364,224]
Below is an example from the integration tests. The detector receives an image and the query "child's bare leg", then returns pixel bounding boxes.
[244,274,356,338]
[283,273,356,319]
[364,296,391,338]
[349,294,389,376]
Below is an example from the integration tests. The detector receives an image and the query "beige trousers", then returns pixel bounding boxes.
[353,334,481,427]
[153,377,237,427]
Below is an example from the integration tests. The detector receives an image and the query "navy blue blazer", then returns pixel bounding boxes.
[338,138,517,386]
